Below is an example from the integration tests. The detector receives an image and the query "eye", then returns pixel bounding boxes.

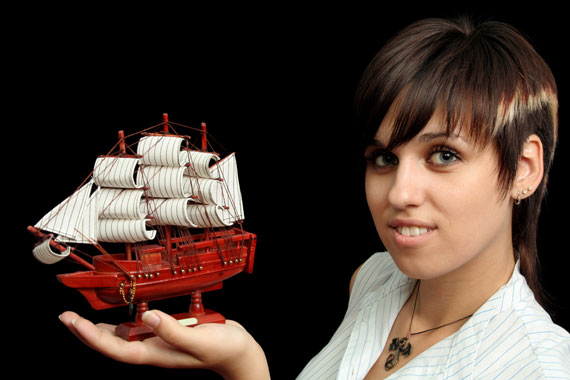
[366,150,399,169]
[429,146,461,166]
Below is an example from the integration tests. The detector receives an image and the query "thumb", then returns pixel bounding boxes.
[141,310,194,348]
[140,310,224,367]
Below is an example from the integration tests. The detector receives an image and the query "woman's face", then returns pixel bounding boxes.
[364,110,515,281]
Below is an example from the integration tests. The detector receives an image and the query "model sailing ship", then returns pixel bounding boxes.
[28,114,256,341]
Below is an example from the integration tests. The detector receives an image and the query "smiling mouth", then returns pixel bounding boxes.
[395,226,432,237]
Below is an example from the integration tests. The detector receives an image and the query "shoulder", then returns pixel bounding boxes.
[474,297,570,379]
[347,252,403,307]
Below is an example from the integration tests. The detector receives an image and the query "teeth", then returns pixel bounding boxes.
[397,226,429,237]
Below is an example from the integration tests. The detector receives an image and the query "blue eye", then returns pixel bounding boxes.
[430,146,460,165]
[367,150,399,168]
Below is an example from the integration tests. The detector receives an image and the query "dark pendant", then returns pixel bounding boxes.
[384,337,412,371]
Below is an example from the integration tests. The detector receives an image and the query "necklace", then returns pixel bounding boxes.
[384,281,473,371]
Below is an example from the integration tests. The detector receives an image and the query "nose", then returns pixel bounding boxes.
[387,158,425,209]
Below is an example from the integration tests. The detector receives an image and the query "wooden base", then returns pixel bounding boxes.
[115,309,226,341]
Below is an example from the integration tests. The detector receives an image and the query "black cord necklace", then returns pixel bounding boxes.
[384,281,474,371]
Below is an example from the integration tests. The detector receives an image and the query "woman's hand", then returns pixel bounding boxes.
[59,310,270,380]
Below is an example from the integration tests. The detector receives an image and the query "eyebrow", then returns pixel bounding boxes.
[418,132,463,142]
[367,131,463,149]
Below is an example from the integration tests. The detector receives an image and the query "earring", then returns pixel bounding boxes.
[515,186,533,205]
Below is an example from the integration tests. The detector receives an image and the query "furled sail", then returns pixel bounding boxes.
[33,237,71,264]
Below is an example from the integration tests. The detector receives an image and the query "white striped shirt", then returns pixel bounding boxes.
[296,252,570,379]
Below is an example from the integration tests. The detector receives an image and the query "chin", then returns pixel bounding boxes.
[386,248,457,281]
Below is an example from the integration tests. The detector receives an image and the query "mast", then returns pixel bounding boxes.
[162,113,173,262]
[201,122,208,240]
[118,129,133,260]
[118,130,126,155]
[201,122,207,151]
[163,113,169,133]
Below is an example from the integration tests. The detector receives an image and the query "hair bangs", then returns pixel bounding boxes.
[356,17,558,189]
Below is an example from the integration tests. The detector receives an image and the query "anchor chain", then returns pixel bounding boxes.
[119,279,136,305]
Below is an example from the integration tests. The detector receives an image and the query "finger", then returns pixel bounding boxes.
[59,311,91,346]
[59,311,195,367]
[63,313,150,364]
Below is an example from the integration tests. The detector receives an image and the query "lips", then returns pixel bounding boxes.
[388,219,436,241]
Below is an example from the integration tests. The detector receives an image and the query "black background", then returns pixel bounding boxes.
[11,4,568,379]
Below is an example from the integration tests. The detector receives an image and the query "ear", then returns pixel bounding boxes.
[511,134,544,202]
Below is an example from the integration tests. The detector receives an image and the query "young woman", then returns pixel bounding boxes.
[59,17,570,379]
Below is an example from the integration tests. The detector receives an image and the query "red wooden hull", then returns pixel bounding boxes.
[57,228,256,310]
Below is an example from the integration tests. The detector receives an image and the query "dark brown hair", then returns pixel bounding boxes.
[354,17,558,306]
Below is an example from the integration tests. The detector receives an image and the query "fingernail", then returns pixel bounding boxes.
[142,311,160,328]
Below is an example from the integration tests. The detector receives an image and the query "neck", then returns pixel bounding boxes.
[412,246,516,330]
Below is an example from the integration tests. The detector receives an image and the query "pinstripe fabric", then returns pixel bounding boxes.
[296,252,570,380]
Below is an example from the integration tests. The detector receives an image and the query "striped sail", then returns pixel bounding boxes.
[33,237,71,264]
[93,156,142,189]
[98,219,156,243]
[146,198,199,228]
[97,189,146,220]
[185,151,220,178]
[138,135,189,167]
[137,166,191,198]
[96,187,156,243]
[210,153,244,224]
[34,180,98,244]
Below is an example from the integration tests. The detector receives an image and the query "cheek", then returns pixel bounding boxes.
[436,175,511,253]
[365,173,389,221]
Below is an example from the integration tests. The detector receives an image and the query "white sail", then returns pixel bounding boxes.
[35,180,99,244]
[186,177,225,205]
[184,151,220,179]
[138,135,188,167]
[210,153,244,223]
[138,166,192,198]
[33,237,71,264]
[56,188,99,244]
[93,156,141,189]
[98,188,146,219]
[146,198,198,228]
[187,204,234,228]
[98,219,156,243]
[144,199,236,228]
